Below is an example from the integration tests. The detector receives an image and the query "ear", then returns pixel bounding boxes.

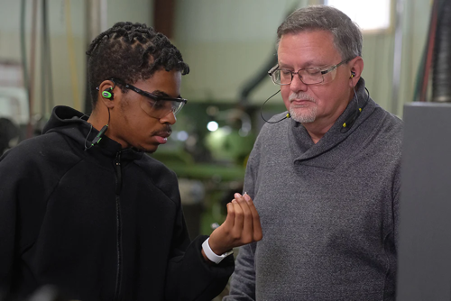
[347,56,364,88]
[98,80,120,109]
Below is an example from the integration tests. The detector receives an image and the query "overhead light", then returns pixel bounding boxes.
[207,121,219,132]
[176,131,189,141]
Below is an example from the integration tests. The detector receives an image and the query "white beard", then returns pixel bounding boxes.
[289,105,317,123]
[288,92,317,123]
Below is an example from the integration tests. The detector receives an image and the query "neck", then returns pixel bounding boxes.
[87,106,109,132]
[302,90,355,144]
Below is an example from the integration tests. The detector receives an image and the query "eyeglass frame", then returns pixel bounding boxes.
[268,59,351,86]
[108,77,188,116]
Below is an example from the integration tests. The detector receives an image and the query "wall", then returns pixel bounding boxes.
[0,0,153,118]
[173,0,310,105]
[173,0,431,117]
[0,0,432,119]
[362,0,431,116]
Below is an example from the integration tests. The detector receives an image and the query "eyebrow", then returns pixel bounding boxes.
[278,60,329,69]
[151,90,182,99]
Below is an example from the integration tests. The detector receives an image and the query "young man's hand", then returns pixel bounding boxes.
[204,193,262,259]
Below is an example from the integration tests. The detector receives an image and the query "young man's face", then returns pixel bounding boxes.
[108,69,182,153]
[278,30,353,127]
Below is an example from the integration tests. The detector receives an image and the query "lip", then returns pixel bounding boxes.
[292,99,308,102]
[154,131,171,144]
[291,99,313,106]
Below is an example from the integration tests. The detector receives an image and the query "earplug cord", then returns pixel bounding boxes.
[260,85,370,129]
[84,108,110,151]
[340,87,370,133]
[260,90,291,124]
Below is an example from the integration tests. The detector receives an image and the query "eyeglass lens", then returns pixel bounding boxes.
[273,69,324,85]
[139,98,185,119]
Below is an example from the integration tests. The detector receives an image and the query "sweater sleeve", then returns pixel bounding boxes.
[223,144,260,301]
[164,206,234,301]
[223,242,257,301]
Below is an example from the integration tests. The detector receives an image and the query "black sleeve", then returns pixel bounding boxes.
[0,144,52,296]
[165,210,234,301]
[0,137,77,298]
[0,150,18,296]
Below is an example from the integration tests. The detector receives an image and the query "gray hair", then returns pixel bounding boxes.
[277,5,363,60]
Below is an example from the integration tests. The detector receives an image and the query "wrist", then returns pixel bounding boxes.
[202,237,233,264]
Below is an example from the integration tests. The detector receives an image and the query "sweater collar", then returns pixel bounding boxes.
[288,78,377,164]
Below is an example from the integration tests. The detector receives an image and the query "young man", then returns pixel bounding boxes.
[0,22,262,301]
[225,6,402,301]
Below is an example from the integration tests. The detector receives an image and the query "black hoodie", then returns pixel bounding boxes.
[0,106,234,301]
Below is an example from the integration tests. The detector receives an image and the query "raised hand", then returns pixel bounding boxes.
[207,193,263,256]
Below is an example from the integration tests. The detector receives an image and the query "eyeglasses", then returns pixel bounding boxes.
[110,78,187,119]
[268,59,348,86]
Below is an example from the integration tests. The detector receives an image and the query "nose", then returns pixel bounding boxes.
[160,111,177,125]
[290,73,308,93]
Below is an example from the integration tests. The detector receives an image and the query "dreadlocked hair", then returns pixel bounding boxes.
[86,22,190,107]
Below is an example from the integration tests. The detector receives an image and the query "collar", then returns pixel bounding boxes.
[288,78,377,165]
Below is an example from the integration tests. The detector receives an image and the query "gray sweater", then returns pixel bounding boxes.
[224,79,402,301]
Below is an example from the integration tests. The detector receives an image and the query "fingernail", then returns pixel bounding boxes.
[234,193,241,199]
[244,194,251,202]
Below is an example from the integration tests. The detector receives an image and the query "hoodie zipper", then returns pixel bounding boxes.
[114,151,123,301]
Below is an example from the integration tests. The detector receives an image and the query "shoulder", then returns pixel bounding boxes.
[134,154,180,200]
[360,106,403,158]
[375,108,403,142]
[0,132,83,190]
[138,154,176,176]
[256,112,290,143]
[246,113,291,170]
[1,132,76,164]
[361,99,403,139]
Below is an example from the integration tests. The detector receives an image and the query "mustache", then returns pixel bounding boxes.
[289,92,316,103]
[152,126,172,136]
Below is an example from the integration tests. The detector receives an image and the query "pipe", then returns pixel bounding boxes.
[391,0,403,114]
[432,0,451,102]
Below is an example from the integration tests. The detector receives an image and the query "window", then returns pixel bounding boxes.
[325,0,392,32]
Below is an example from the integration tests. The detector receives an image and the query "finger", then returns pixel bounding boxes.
[231,197,244,238]
[208,202,234,255]
[246,196,263,241]
[236,194,253,243]
[223,201,235,228]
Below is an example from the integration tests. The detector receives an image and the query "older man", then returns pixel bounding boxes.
[225,5,402,301]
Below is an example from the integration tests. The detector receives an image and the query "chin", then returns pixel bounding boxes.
[145,147,159,154]
[290,109,316,123]
[136,144,159,153]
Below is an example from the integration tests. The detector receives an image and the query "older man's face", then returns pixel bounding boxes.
[278,30,353,128]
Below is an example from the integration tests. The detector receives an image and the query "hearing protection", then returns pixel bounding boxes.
[350,71,356,78]
[102,87,114,100]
